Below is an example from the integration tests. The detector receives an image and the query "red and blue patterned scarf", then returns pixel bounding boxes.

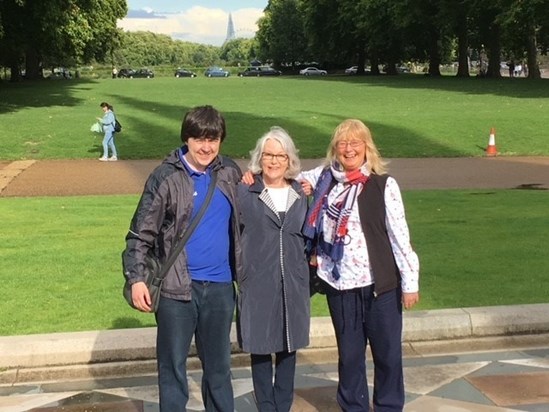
[304,163,369,278]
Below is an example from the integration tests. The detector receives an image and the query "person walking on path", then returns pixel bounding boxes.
[122,105,242,411]
[237,127,310,412]
[97,102,118,161]
[300,119,420,412]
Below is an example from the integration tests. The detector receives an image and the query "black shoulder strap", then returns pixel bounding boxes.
[156,169,218,280]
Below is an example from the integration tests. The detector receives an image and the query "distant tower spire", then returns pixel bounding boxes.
[225,13,236,43]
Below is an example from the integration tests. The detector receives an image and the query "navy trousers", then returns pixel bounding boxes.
[327,285,404,412]
[155,281,235,412]
[251,351,297,412]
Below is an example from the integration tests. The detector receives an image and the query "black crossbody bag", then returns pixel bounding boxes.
[123,169,218,312]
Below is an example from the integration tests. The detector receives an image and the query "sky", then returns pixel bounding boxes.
[119,1,269,46]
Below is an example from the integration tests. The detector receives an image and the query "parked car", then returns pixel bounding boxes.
[344,65,372,75]
[117,68,135,78]
[345,66,358,75]
[238,66,282,77]
[204,66,230,77]
[117,68,154,78]
[299,67,327,76]
[133,68,154,78]
[174,68,197,78]
[47,67,72,79]
[116,69,133,79]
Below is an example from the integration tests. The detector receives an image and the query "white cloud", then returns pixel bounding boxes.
[118,6,263,46]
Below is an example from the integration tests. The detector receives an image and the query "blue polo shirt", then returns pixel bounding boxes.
[179,149,232,282]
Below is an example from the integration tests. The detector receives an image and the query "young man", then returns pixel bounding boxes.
[122,105,242,411]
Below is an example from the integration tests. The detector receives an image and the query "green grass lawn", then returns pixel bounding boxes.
[1,190,547,336]
[1,75,548,336]
[1,75,548,160]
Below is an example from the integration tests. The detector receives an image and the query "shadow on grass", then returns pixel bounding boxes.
[108,93,464,159]
[111,317,156,329]
[292,73,549,100]
[0,77,96,115]
[0,75,512,160]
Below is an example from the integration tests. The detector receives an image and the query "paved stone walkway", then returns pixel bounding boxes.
[2,338,549,411]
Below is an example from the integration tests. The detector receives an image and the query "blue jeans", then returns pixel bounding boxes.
[327,285,404,412]
[101,131,117,158]
[251,351,296,412]
[155,281,236,412]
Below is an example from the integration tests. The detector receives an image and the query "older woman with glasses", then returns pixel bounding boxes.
[236,126,310,412]
[300,119,420,412]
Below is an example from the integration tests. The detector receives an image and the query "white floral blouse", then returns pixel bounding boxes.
[299,166,419,293]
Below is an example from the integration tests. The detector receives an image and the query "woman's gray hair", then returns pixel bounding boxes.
[248,126,301,179]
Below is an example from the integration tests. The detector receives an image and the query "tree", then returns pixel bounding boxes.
[393,0,455,76]
[0,0,26,80]
[220,38,254,66]
[256,0,307,67]
[439,0,474,77]
[470,0,504,78]
[354,0,405,75]
[0,0,127,81]
[498,0,549,79]
[301,0,352,65]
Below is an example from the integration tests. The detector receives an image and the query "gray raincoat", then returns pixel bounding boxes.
[236,176,310,354]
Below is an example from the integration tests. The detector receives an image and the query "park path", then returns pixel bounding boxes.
[1,156,549,197]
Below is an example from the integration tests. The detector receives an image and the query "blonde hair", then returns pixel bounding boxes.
[324,119,388,175]
[248,126,301,179]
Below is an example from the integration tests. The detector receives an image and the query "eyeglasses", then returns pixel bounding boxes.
[261,152,289,162]
[336,140,364,149]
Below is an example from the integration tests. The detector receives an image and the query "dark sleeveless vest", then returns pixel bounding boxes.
[356,174,401,296]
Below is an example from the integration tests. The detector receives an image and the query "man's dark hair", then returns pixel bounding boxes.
[181,105,226,143]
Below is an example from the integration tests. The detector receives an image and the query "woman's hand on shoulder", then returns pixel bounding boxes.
[299,179,313,196]
[241,170,255,185]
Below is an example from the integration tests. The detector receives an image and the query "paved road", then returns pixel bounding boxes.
[1,156,549,196]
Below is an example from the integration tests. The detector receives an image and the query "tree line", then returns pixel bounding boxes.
[255,0,549,78]
[1,0,548,81]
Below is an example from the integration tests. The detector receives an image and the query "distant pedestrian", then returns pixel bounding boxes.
[478,48,487,77]
[112,67,118,79]
[515,63,522,77]
[508,60,515,77]
[97,102,118,161]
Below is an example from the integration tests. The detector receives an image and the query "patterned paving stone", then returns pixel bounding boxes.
[405,395,524,411]
[0,392,78,412]
[404,362,489,395]
[467,372,549,406]
[27,392,147,411]
[3,346,549,412]
[292,385,339,411]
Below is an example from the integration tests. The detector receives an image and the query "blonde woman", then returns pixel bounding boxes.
[300,119,419,412]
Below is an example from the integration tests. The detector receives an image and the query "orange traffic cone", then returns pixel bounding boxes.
[485,127,497,157]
